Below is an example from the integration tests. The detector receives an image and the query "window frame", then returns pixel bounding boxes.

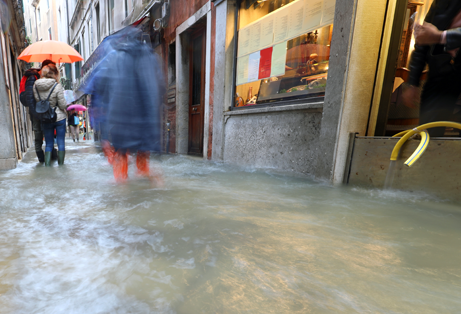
[81,32,85,60]
[230,0,331,111]
[95,3,101,44]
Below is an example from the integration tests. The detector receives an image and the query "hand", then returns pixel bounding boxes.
[414,22,443,46]
[401,85,421,109]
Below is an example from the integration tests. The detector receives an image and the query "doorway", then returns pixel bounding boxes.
[188,28,206,155]
[372,0,433,136]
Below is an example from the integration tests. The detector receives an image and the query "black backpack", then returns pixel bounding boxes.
[35,83,58,123]
[20,71,40,118]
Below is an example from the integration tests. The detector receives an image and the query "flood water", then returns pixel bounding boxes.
[0,140,460,313]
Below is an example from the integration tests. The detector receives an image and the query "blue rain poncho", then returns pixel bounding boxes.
[81,27,165,152]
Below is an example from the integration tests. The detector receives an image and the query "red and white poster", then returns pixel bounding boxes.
[258,47,273,80]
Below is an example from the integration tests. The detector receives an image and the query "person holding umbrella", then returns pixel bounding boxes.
[17,39,83,164]
[19,59,58,163]
[33,64,68,166]
[67,104,87,142]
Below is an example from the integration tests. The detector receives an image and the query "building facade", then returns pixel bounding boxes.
[153,0,436,184]
[64,0,162,91]
[23,0,60,67]
[26,0,437,185]
[0,0,33,169]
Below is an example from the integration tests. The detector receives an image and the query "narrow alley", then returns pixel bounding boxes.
[0,139,460,313]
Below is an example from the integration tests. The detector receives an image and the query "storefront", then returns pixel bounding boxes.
[211,0,445,183]
[164,0,459,193]
[211,0,340,176]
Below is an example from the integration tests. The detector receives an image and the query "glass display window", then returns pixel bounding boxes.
[234,0,335,108]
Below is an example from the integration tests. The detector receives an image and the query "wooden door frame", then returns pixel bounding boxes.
[188,26,207,155]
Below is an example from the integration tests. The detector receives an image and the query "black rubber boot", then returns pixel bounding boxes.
[36,150,45,163]
[58,151,65,165]
[51,148,58,161]
[44,152,52,166]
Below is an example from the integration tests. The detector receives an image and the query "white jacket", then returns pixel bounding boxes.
[33,78,67,122]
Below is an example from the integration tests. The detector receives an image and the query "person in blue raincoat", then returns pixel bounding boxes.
[81,26,165,183]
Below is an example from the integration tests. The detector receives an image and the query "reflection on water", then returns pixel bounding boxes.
[0,140,460,313]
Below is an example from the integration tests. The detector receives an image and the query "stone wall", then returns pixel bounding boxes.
[0,0,32,170]
[223,105,322,175]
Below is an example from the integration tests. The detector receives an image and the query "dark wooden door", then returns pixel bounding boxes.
[188,29,206,155]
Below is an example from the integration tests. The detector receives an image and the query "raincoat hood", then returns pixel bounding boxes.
[24,68,40,77]
[34,78,58,92]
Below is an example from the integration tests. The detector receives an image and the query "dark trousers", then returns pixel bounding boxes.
[42,119,66,152]
[31,115,44,153]
[420,76,461,137]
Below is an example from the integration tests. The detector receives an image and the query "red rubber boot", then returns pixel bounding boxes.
[102,140,115,165]
[136,151,150,177]
[113,151,128,182]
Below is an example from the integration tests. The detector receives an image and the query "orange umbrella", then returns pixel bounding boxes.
[17,40,83,63]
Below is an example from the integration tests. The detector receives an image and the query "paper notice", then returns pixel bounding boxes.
[274,10,289,44]
[260,15,275,48]
[322,0,336,25]
[258,47,273,79]
[248,51,261,83]
[270,41,287,77]
[303,0,322,33]
[238,27,251,57]
[288,0,305,39]
[249,22,262,53]
[236,55,249,86]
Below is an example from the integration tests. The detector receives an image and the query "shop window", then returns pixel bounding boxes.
[235,0,335,108]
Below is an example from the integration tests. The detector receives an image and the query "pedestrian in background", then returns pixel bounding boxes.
[68,109,79,142]
[33,64,68,166]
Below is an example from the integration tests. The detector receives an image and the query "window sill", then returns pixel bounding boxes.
[224,101,323,116]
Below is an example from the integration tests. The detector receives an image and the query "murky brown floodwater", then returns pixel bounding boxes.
[0,139,460,313]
